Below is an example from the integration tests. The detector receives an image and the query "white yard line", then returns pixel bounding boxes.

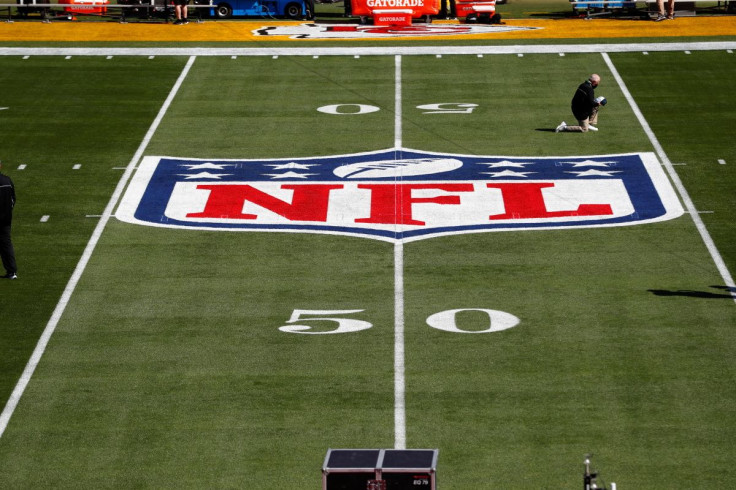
[0,55,197,439]
[393,54,407,451]
[2,42,736,57]
[602,52,736,303]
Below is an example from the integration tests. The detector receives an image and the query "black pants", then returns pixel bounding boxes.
[0,224,16,274]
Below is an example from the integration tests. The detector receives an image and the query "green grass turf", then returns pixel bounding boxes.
[0,51,735,488]
[0,55,189,409]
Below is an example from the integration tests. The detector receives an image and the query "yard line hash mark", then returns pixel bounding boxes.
[0,55,198,439]
[603,52,736,304]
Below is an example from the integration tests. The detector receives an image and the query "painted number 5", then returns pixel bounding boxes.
[417,103,478,114]
[279,309,373,335]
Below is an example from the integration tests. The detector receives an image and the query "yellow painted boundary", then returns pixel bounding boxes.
[0,16,735,42]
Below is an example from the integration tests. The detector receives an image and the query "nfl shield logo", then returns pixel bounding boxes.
[117,148,683,242]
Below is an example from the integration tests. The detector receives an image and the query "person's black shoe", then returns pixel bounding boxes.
[2,272,17,280]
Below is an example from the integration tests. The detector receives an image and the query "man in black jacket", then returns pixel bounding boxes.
[0,160,17,280]
[556,74,602,133]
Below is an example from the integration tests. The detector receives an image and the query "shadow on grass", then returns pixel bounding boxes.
[648,285,736,299]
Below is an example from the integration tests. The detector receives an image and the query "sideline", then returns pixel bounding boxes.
[0,55,197,439]
[2,40,736,56]
[603,52,736,303]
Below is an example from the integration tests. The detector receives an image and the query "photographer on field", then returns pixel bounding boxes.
[556,73,605,133]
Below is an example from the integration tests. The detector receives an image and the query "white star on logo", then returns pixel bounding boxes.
[263,171,318,179]
[266,162,319,170]
[177,172,231,179]
[477,160,535,168]
[567,169,621,177]
[482,170,535,178]
[561,160,618,167]
[181,163,232,170]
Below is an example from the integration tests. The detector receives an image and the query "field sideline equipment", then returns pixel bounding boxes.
[322,449,438,489]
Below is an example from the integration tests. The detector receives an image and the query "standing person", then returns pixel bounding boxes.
[556,74,604,133]
[173,0,189,24]
[654,0,675,21]
[0,160,17,280]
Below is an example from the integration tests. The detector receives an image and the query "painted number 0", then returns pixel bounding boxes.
[279,308,519,334]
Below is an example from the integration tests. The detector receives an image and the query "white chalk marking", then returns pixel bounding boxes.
[73,164,81,170]
[603,52,736,304]
[106,55,113,59]
[393,54,406,451]
[518,53,524,57]
[18,164,26,170]
[3,42,736,58]
[685,50,691,54]
[0,55,198,439]
[40,215,49,222]
[65,56,72,60]
[718,159,726,165]
[231,55,237,59]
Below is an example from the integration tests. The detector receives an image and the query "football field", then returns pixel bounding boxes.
[1,44,736,488]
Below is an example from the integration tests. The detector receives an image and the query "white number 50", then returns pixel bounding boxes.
[279,309,373,335]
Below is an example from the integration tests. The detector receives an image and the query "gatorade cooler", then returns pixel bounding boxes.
[350,0,439,25]
[59,0,108,14]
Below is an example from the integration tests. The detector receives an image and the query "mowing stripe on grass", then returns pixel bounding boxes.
[602,52,736,304]
[394,54,407,451]
[0,55,197,439]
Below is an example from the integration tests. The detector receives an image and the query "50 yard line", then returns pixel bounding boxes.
[394,54,407,451]
[0,56,197,439]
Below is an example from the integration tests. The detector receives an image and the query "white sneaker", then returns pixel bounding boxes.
[555,121,567,133]
[588,125,598,132]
